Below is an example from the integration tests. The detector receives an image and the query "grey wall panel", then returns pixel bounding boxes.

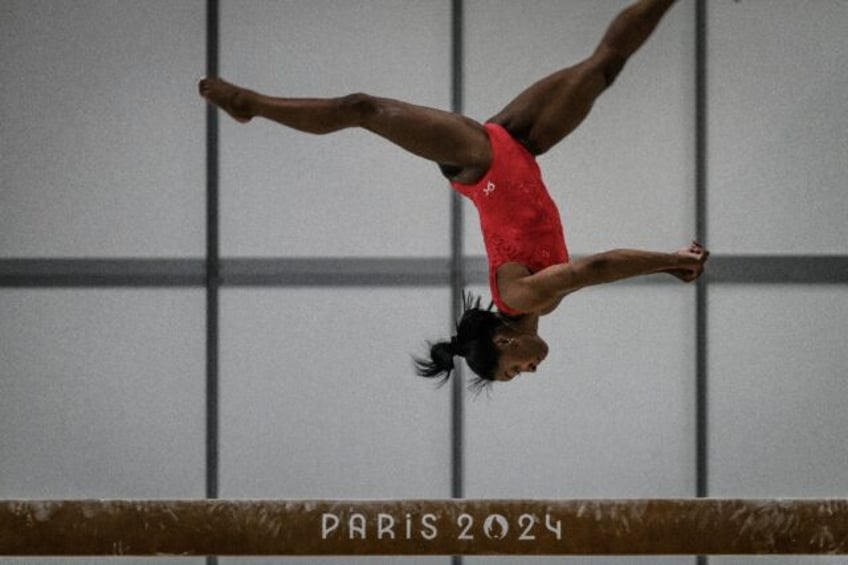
[0,1,206,258]
[463,0,695,258]
[707,1,848,254]
[219,0,452,257]
[1,560,203,565]
[0,559,203,565]
[221,559,447,565]
[711,559,844,565]
[219,287,452,499]
[709,286,848,497]
[466,558,691,565]
[0,289,206,498]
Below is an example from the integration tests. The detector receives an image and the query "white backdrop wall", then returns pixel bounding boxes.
[0,0,207,258]
[707,1,848,255]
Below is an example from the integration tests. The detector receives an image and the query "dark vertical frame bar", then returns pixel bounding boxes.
[205,4,220,565]
[450,1,465,564]
[450,0,465,501]
[695,1,708,565]
[695,0,708,498]
[205,0,220,510]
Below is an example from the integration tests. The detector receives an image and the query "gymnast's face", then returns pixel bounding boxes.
[493,332,549,382]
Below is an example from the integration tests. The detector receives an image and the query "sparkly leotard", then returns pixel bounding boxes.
[451,123,569,316]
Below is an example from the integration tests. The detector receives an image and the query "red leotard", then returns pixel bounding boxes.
[451,123,569,316]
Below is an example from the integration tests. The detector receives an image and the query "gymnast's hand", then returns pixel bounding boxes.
[668,241,710,283]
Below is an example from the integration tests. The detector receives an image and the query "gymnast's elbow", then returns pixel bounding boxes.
[522,262,597,307]
[557,257,608,292]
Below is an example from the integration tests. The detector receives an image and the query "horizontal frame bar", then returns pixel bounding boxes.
[1,498,846,556]
[225,257,450,286]
[0,259,205,287]
[1,256,846,287]
[708,255,848,283]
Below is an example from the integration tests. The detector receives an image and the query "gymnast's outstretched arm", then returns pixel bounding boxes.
[499,242,709,314]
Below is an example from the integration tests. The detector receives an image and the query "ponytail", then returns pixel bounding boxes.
[414,340,458,384]
[414,292,504,386]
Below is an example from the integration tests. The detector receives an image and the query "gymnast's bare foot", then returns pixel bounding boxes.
[198,77,254,123]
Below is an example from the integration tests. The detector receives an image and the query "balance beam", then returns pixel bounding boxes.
[1,499,847,556]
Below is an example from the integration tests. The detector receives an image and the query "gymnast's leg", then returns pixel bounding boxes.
[199,78,491,182]
[488,0,677,155]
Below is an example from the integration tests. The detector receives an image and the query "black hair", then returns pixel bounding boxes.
[414,292,505,391]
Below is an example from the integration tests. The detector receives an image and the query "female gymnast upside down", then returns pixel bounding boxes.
[200,0,708,388]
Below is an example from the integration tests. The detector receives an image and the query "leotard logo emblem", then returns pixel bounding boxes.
[483,181,496,196]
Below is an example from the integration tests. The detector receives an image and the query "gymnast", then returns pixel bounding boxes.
[199,0,708,388]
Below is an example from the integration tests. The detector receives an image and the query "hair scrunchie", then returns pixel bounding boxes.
[449,335,461,356]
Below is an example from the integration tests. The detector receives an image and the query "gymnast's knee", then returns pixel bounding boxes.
[600,51,627,87]
[337,92,381,125]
